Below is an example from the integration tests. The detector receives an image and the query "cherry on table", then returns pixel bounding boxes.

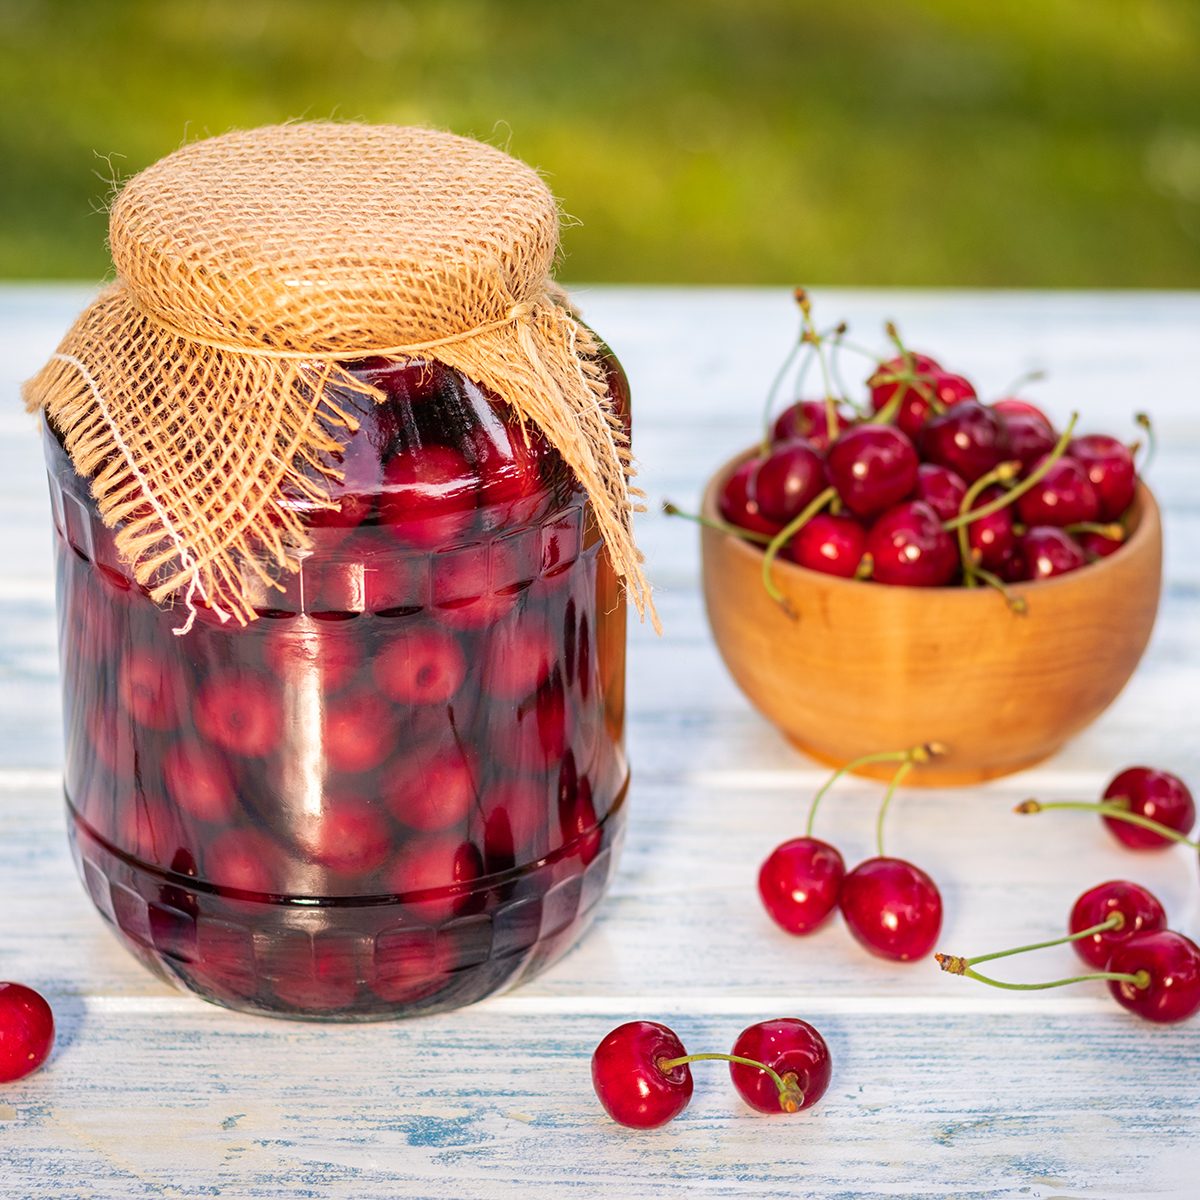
[839,856,943,962]
[919,400,1012,483]
[1016,457,1101,528]
[1106,930,1200,1024]
[758,837,845,935]
[1069,880,1168,969]
[728,1018,832,1114]
[1103,767,1195,850]
[591,1020,694,1128]
[755,438,826,524]
[1068,434,1137,521]
[0,983,54,1084]
[824,425,919,518]
[781,513,867,578]
[865,500,958,587]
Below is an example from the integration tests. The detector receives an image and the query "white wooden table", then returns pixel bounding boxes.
[2,285,1198,1199]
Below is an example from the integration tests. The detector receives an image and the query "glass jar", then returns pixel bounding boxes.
[45,351,630,1019]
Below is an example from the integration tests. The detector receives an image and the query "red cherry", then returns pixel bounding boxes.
[993,397,1052,426]
[929,370,977,409]
[380,444,477,547]
[323,692,393,775]
[194,671,283,758]
[781,512,867,578]
[117,649,179,732]
[591,1021,693,1128]
[914,463,967,523]
[728,1018,831,1114]
[204,829,285,894]
[754,439,826,523]
[758,837,845,935]
[298,798,392,876]
[0,982,55,1083]
[919,401,1012,483]
[1069,881,1168,969]
[483,624,555,699]
[1106,931,1200,1024]
[1016,457,1100,527]
[1068,434,1137,520]
[162,742,237,823]
[772,400,851,451]
[868,353,941,438]
[1102,767,1195,850]
[559,773,602,866]
[839,857,943,962]
[825,425,919,518]
[865,501,958,587]
[384,746,477,831]
[997,409,1057,471]
[386,835,483,924]
[480,777,546,866]
[432,542,524,630]
[718,458,782,538]
[1012,527,1087,580]
[373,625,467,706]
[1080,529,1124,559]
[965,486,1016,572]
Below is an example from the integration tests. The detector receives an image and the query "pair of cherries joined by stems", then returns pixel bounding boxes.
[591,1017,831,1128]
[758,744,944,962]
[668,290,1150,616]
[937,879,1200,1024]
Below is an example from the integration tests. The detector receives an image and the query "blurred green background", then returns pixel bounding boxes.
[2,0,1199,285]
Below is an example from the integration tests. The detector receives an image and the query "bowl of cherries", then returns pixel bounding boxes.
[676,291,1162,785]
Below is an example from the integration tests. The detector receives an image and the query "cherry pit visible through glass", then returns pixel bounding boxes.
[44,352,631,1019]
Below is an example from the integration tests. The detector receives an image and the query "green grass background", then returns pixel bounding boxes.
[2,0,1199,284]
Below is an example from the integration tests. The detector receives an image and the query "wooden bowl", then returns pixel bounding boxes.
[700,454,1163,786]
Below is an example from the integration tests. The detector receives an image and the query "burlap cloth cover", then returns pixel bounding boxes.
[23,122,651,631]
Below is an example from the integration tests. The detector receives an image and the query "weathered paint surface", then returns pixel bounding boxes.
[1,286,1198,1198]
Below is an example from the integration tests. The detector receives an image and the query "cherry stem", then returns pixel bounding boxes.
[661,500,775,545]
[972,566,1027,614]
[760,338,804,454]
[953,460,1022,588]
[955,914,1125,969]
[937,962,1151,992]
[995,367,1047,397]
[943,412,1080,532]
[1133,412,1155,475]
[761,486,838,615]
[1063,521,1125,540]
[875,758,914,858]
[805,742,944,839]
[1015,798,1200,850]
[656,1053,805,1114]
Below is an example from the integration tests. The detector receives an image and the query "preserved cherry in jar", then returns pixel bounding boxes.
[28,124,647,1019]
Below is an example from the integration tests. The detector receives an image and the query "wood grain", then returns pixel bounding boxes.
[1,286,1199,1199]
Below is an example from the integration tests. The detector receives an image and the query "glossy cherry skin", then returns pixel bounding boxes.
[918,401,1012,483]
[1012,527,1087,580]
[914,463,967,523]
[998,410,1057,471]
[993,397,1052,426]
[839,857,943,962]
[0,982,54,1083]
[1068,434,1137,520]
[758,837,846,935]
[591,1020,694,1128]
[781,513,868,578]
[825,425,918,518]
[755,438,826,523]
[1069,880,1168,969]
[929,370,977,409]
[965,486,1016,572]
[729,1018,831,1114]
[1102,767,1196,850]
[718,458,783,538]
[1106,931,1200,1024]
[1080,529,1124,559]
[772,400,851,451]
[1016,457,1100,528]
[868,353,941,438]
[865,501,959,587]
